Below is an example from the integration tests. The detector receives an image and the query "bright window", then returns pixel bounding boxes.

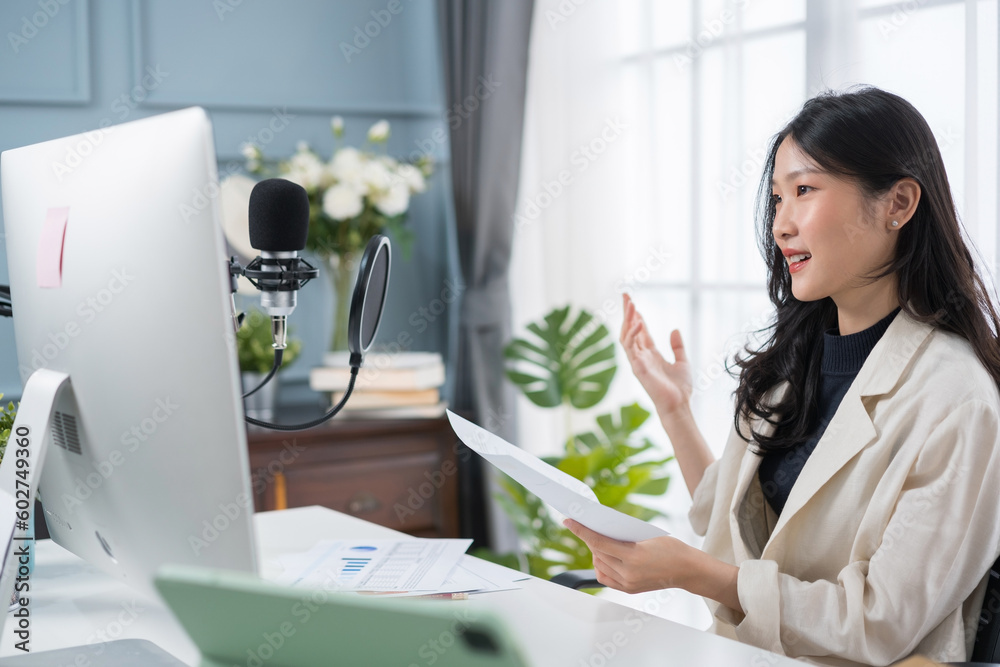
[511,0,998,626]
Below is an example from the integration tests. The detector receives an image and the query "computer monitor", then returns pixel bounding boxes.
[0,108,257,602]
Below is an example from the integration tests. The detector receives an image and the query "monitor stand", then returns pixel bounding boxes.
[0,370,186,665]
[0,368,67,650]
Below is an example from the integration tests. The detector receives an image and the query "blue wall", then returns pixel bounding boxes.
[0,0,457,406]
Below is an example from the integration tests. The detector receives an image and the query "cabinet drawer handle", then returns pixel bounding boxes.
[347,493,381,514]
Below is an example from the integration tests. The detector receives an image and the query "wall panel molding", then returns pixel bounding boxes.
[128,0,441,117]
[0,0,91,105]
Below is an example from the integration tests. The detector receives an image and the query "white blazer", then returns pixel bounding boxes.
[690,309,1000,666]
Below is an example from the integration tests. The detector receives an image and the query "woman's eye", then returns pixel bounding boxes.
[797,185,812,196]
[771,193,782,205]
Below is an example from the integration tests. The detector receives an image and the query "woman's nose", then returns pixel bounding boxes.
[772,205,794,240]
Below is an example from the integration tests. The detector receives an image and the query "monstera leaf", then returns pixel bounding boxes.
[504,306,616,409]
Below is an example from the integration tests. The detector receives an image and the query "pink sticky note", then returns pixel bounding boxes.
[37,207,69,288]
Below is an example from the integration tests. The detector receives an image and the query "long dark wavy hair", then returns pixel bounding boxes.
[733,86,1000,453]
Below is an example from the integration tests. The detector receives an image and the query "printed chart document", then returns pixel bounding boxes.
[447,410,669,542]
[274,539,471,593]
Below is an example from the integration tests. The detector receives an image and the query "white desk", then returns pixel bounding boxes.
[0,506,804,665]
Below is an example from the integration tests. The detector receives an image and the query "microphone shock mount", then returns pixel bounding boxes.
[239,255,318,293]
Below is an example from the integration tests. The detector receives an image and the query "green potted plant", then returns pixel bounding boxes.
[476,306,673,583]
[0,394,17,465]
[237,309,302,420]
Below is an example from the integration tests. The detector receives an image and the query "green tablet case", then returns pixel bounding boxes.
[154,564,530,667]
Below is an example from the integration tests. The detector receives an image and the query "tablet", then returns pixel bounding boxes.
[154,564,529,667]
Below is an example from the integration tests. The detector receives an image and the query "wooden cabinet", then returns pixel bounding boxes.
[246,417,461,538]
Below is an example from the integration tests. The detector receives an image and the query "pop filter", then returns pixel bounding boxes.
[347,235,391,364]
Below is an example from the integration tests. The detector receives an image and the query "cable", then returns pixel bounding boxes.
[244,366,359,432]
[0,284,12,318]
[242,349,283,399]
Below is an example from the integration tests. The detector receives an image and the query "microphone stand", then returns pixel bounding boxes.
[228,254,317,400]
[228,232,389,432]
[229,256,363,431]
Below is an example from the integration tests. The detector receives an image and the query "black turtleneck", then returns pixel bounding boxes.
[758,307,900,516]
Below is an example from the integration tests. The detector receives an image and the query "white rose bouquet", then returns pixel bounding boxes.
[244,117,432,259]
[242,118,433,351]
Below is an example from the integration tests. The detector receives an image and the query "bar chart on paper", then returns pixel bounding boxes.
[340,546,375,579]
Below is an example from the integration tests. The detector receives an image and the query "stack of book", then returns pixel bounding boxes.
[310,351,447,419]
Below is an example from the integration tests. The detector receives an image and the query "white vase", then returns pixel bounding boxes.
[327,252,360,353]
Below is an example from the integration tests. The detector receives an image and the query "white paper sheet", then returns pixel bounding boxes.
[446,554,530,594]
[447,410,669,542]
[458,554,530,585]
[274,539,471,592]
[355,555,528,598]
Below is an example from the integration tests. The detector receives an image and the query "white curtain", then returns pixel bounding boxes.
[510,0,999,628]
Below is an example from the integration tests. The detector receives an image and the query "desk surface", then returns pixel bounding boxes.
[0,506,803,666]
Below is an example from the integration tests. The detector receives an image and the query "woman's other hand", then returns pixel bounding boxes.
[564,518,692,594]
[620,293,692,417]
[563,519,741,612]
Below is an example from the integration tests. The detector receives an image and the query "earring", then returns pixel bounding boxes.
[891,220,899,227]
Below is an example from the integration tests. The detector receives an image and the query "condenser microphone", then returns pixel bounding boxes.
[242,178,318,350]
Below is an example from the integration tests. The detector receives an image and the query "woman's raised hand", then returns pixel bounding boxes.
[620,293,692,417]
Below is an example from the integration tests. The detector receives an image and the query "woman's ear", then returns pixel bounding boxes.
[886,178,921,230]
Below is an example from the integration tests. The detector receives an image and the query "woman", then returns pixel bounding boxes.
[565,87,1000,665]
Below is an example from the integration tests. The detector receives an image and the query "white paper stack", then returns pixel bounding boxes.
[270,538,528,598]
